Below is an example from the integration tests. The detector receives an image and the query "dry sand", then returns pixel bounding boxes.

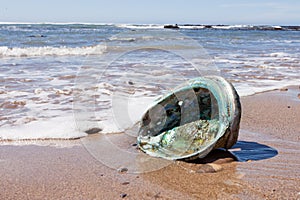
[0,86,299,200]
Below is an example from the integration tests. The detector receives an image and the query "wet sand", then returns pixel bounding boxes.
[0,86,300,199]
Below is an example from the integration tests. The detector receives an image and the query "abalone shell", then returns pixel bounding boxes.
[137,76,241,160]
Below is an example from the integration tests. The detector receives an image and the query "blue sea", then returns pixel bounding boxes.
[0,23,299,140]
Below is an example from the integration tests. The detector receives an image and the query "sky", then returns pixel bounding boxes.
[0,0,299,25]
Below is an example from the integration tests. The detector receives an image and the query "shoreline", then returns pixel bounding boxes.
[0,86,299,199]
[1,86,298,143]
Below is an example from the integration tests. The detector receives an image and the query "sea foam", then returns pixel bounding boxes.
[0,45,106,57]
[0,116,87,140]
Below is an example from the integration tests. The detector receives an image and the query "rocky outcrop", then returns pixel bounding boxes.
[164,24,179,29]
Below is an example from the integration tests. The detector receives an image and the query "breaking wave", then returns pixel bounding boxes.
[0,44,106,57]
[117,24,300,31]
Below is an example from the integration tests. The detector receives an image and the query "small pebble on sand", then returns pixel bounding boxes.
[121,181,130,185]
[120,193,127,198]
[196,163,223,173]
[118,167,128,173]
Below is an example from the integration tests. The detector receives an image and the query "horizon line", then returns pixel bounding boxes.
[0,21,299,26]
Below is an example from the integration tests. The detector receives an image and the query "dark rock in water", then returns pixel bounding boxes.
[120,193,127,198]
[216,24,229,27]
[204,25,213,28]
[164,24,179,29]
[128,81,134,85]
[282,26,300,31]
[28,34,47,38]
[273,27,283,30]
[85,128,102,134]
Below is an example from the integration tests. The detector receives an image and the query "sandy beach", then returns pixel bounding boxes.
[0,86,299,200]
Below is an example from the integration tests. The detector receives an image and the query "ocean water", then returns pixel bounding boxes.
[0,23,299,140]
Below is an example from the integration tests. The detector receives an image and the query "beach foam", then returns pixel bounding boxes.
[0,116,87,140]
